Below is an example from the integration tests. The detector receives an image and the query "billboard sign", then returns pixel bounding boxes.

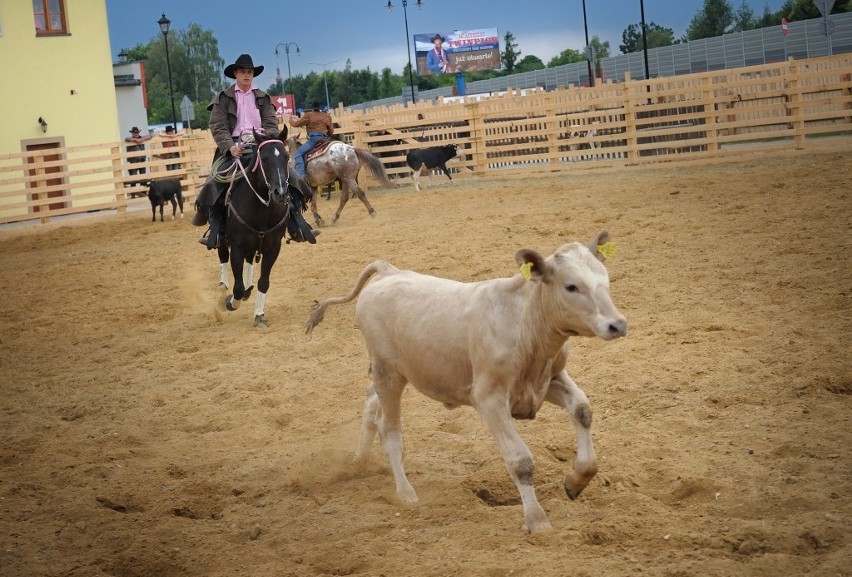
[272,94,295,117]
[414,28,500,75]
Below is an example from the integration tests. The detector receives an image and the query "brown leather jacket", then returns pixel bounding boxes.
[289,110,334,136]
[207,85,278,157]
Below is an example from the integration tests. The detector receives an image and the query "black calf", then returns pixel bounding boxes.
[405,144,462,191]
[147,179,184,222]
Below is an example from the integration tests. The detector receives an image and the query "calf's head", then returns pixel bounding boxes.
[515,230,627,340]
[449,144,466,163]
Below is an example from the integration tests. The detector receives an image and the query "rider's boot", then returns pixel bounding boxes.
[196,179,227,249]
[199,204,226,249]
[286,172,318,244]
[287,206,318,244]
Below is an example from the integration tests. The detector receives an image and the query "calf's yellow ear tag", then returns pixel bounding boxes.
[597,242,616,259]
[519,262,534,281]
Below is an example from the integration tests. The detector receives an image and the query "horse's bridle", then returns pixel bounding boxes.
[227,139,290,207]
[226,139,294,259]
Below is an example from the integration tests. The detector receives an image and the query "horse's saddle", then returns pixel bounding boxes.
[305,138,335,162]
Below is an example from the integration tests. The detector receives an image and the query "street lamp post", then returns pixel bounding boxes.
[386,0,423,105]
[639,0,650,80]
[275,42,301,107]
[310,60,339,110]
[157,13,178,130]
[581,0,595,87]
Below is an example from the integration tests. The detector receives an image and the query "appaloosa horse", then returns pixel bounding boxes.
[214,130,300,328]
[285,135,394,225]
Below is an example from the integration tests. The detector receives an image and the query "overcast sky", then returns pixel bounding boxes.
[106,0,788,82]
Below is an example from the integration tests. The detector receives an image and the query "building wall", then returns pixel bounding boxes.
[0,0,119,154]
[114,60,150,140]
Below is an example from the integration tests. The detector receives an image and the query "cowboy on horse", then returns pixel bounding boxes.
[288,101,334,178]
[192,54,318,249]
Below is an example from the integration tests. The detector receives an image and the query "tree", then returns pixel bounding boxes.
[123,43,148,62]
[686,0,735,40]
[779,0,851,19]
[732,0,756,31]
[620,22,676,53]
[755,2,782,27]
[547,48,585,67]
[121,22,225,130]
[515,55,545,73]
[501,31,521,73]
[589,35,611,65]
[180,24,226,104]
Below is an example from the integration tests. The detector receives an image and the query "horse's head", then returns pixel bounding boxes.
[252,129,291,204]
[284,134,302,157]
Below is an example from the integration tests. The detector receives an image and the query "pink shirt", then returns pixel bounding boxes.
[232,84,263,138]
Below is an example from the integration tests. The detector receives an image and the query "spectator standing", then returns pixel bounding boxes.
[124,127,152,189]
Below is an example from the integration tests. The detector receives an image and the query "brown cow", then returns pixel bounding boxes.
[305,231,627,532]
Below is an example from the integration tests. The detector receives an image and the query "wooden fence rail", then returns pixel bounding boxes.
[2,54,850,225]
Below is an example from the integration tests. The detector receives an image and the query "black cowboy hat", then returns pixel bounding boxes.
[431,34,444,43]
[224,54,264,79]
[311,101,322,110]
[165,125,175,133]
[129,126,141,133]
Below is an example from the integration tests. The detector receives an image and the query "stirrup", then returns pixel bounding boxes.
[198,227,220,249]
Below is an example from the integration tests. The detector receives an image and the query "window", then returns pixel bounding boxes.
[33,0,67,35]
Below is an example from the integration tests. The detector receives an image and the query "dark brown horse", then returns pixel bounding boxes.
[216,131,297,328]
[285,136,394,225]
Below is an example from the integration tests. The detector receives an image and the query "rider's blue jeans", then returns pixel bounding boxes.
[294,132,326,177]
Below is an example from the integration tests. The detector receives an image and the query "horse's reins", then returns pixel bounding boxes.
[220,139,290,207]
[225,139,293,259]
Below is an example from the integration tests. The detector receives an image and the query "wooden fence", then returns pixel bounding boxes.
[337,53,852,185]
[2,54,850,225]
[0,134,216,225]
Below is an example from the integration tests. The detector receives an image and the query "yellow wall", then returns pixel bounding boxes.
[0,0,119,152]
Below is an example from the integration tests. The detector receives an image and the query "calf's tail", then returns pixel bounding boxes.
[305,260,398,337]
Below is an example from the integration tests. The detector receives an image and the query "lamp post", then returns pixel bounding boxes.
[117,49,129,63]
[310,60,338,110]
[639,0,650,80]
[275,42,301,107]
[386,0,423,105]
[581,0,594,87]
[157,13,178,130]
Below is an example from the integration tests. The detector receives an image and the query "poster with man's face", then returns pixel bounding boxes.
[414,28,500,75]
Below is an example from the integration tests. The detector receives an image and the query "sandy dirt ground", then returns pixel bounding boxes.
[0,150,850,577]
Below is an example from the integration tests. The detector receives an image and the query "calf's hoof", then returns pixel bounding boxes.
[396,484,419,504]
[523,505,553,534]
[564,463,598,500]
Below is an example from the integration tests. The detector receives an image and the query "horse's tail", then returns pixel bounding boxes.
[353,148,395,188]
[305,260,399,337]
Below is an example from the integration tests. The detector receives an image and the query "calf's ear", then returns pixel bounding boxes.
[515,249,550,281]
[587,230,610,263]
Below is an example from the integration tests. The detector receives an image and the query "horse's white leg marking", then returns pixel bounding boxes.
[244,263,254,289]
[412,168,421,192]
[254,291,266,318]
[476,392,551,533]
[219,263,229,288]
